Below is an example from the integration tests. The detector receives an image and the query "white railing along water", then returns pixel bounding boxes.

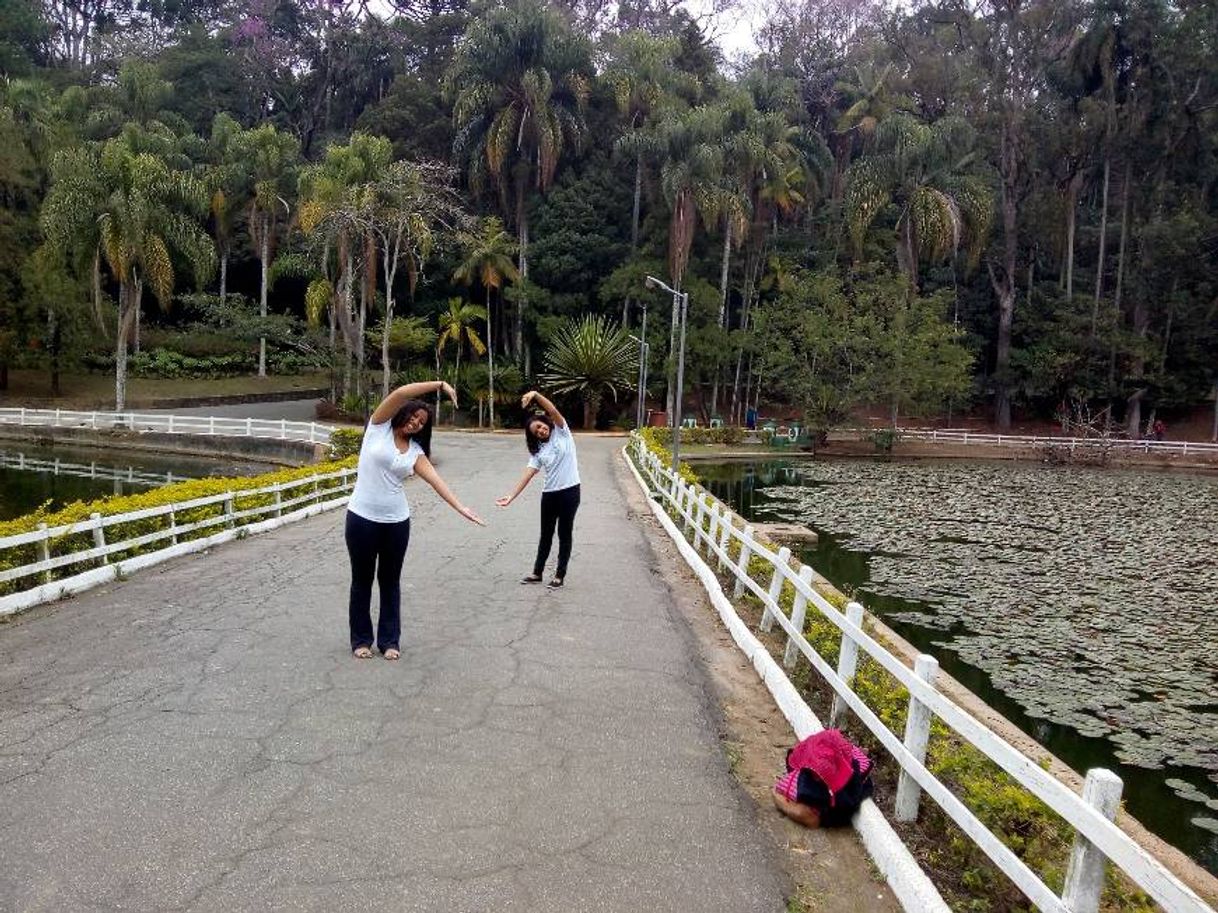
[627,435,1213,913]
[0,450,181,487]
[0,468,355,617]
[0,407,335,445]
[892,427,1218,456]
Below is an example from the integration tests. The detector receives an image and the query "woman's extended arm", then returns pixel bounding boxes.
[496,467,539,508]
[413,455,484,525]
[521,390,565,428]
[370,380,457,425]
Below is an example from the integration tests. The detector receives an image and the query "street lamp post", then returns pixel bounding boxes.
[645,275,689,472]
[628,333,650,431]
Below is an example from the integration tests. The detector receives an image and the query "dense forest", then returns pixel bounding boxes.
[1,0,1215,434]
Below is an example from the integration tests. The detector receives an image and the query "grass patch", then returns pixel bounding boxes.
[3,370,330,409]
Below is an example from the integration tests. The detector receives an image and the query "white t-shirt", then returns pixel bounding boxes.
[347,420,424,523]
[527,422,580,493]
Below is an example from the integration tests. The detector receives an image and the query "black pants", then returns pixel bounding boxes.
[345,511,411,652]
[534,484,580,579]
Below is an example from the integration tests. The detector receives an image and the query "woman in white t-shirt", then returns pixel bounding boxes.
[495,390,580,589]
[346,380,484,660]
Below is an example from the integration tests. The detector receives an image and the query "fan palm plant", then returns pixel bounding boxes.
[542,315,638,429]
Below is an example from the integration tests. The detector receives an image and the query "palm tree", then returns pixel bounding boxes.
[447,0,592,356]
[299,133,392,396]
[844,113,993,289]
[243,123,300,377]
[453,217,519,427]
[655,104,726,415]
[204,113,247,307]
[41,130,213,409]
[436,298,488,422]
[542,314,638,429]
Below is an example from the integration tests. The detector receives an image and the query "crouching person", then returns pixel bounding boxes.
[773,728,873,828]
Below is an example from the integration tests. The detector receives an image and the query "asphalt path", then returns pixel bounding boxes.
[0,432,789,912]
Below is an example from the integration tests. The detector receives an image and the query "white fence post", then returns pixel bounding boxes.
[693,492,708,550]
[273,483,283,517]
[760,546,791,632]
[894,654,939,821]
[732,525,755,599]
[246,417,253,436]
[167,414,174,433]
[224,494,236,529]
[704,502,719,556]
[784,566,815,667]
[280,418,287,439]
[209,416,216,435]
[37,523,51,584]
[169,509,178,546]
[1061,769,1124,913]
[682,484,696,537]
[90,513,107,564]
[716,512,732,571]
[829,601,866,725]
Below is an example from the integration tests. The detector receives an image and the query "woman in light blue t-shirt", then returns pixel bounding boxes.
[345,380,484,660]
[496,390,581,589]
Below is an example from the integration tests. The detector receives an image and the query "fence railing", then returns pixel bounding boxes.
[0,449,181,488]
[628,435,1212,913]
[892,427,1218,456]
[0,467,355,617]
[0,407,335,446]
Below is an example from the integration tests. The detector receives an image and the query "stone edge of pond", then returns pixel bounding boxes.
[754,527,1218,907]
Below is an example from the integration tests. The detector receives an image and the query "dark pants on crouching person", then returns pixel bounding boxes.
[345,511,411,653]
[534,484,580,579]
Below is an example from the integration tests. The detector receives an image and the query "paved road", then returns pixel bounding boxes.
[0,433,788,912]
[148,399,322,423]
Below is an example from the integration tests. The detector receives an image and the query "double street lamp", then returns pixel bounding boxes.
[644,275,689,472]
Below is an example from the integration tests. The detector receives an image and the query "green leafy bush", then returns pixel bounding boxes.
[329,428,364,459]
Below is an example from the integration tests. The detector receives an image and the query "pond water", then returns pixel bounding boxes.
[699,457,1218,873]
[0,443,270,521]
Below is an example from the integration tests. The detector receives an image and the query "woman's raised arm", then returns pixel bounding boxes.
[521,390,565,429]
[370,380,457,425]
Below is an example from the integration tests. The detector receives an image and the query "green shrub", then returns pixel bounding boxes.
[635,427,698,482]
[329,428,364,460]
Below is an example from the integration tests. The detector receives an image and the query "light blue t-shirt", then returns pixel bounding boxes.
[528,422,580,492]
[347,420,423,523]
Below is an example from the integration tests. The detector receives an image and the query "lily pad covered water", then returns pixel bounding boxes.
[701,458,1218,872]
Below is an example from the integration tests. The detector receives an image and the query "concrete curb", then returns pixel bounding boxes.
[621,446,950,913]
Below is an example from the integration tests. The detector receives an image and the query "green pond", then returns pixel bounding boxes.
[0,443,269,521]
[699,457,1218,874]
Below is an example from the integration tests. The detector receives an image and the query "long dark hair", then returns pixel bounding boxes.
[524,413,554,455]
[390,399,433,457]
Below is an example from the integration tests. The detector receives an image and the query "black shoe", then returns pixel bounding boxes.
[546,577,564,589]
[521,574,543,584]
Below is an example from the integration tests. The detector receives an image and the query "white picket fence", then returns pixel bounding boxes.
[628,436,1213,913]
[893,427,1218,456]
[0,407,335,445]
[0,467,355,617]
[0,450,180,487]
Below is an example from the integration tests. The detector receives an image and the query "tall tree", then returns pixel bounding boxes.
[41,130,214,409]
[453,216,519,426]
[447,0,592,356]
[242,123,300,377]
